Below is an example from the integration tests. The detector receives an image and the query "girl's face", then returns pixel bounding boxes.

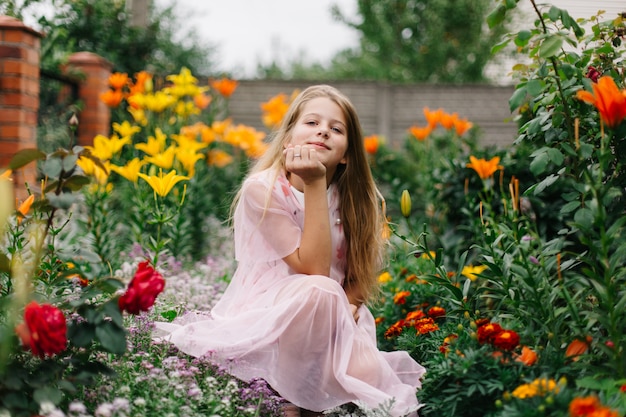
[287,97,349,173]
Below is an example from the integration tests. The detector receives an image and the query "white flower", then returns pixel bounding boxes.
[95,403,114,417]
[133,397,147,407]
[68,401,88,414]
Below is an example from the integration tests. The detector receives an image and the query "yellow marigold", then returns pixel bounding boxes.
[377,271,392,283]
[512,378,559,399]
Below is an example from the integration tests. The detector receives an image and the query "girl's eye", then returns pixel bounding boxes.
[331,127,343,133]
[306,120,317,126]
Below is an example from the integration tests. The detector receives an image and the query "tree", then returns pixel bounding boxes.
[326,0,514,83]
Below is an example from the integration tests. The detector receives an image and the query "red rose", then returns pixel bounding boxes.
[15,301,67,358]
[118,261,165,314]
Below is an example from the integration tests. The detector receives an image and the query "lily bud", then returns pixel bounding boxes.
[400,189,411,218]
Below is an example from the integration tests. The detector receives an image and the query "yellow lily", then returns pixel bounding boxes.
[112,120,142,138]
[576,76,626,129]
[171,133,208,153]
[176,148,205,177]
[77,157,110,185]
[0,169,12,180]
[138,169,189,198]
[144,145,177,170]
[461,265,488,281]
[16,194,35,224]
[88,134,131,161]
[135,128,167,156]
[110,158,145,183]
[144,91,176,113]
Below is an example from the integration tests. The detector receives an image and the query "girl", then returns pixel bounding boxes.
[156,85,426,416]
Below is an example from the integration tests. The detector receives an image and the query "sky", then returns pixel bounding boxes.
[157,0,360,78]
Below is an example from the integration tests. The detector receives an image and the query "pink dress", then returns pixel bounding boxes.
[155,169,426,416]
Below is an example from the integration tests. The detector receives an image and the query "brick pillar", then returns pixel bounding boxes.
[64,52,112,146]
[0,16,42,196]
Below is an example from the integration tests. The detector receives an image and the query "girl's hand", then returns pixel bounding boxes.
[284,145,326,185]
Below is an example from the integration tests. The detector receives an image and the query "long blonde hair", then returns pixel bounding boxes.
[233,85,385,303]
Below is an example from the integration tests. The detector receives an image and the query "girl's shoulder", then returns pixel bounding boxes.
[243,169,292,200]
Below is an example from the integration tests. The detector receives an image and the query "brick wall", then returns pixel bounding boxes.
[0,15,42,194]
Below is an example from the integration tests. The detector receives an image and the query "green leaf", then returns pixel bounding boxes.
[41,157,63,179]
[546,148,564,166]
[491,38,511,55]
[8,149,46,170]
[62,154,78,172]
[161,310,178,322]
[525,79,544,96]
[33,385,63,405]
[574,207,594,230]
[46,192,78,210]
[68,322,95,348]
[95,321,127,355]
[538,35,563,58]
[486,4,507,29]
[530,151,549,176]
[103,299,124,327]
[62,175,91,191]
[532,174,560,194]
[509,86,528,112]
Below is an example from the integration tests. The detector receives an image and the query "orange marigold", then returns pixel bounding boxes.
[393,290,411,305]
[427,306,446,319]
[515,346,538,366]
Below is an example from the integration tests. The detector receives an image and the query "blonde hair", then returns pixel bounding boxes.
[233,85,385,303]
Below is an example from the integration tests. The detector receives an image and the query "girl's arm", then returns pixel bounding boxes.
[282,145,332,276]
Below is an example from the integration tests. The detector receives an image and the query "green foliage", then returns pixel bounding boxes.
[326,0,513,83]
[33,0,214,77]
[0,148,127,416]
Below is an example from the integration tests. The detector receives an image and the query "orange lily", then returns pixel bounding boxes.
[17,194,35,224]
[108,72,129,90]
[409,125,432,141]
[100,89,124,108]
[363,135,380,155]
[576,76,626,129]
[210,78,239,98]
[466,155,503,179]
